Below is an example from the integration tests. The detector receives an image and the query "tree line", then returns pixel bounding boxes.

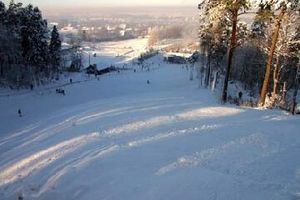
[148,25,184,46]
[0,0,62,88]
[198,0,300,113]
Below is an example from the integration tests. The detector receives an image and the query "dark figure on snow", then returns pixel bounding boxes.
[268,92,272,98]
[18,109,22,117]
[56,88,65,96]
[238,91,243,99]
[70,79,73,84]
[147,80,150,84]
[30,84,34,90]
[238,91,243,106]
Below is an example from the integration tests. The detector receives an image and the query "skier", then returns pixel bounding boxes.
[238,91,243,106]
[18,109,22,117]
[238,91,243,99]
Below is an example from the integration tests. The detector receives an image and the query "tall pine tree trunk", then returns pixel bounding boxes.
[205,49,211,88]
[259,7,286,106]
[270,56,281,107]
[291,64,300,115]
[272,56,280,95]
[221,10,238,103]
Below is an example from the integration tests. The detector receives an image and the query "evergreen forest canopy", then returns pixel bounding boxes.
[0,0,62,88]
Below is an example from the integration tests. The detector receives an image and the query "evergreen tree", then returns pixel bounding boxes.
[291,25,300,114]
[1,0,22,81]
[49,25,62,69]
[259,2,286,106]
[0,1,63,87]
[0,1,6,23]
[199,0,251,102]
[19,5,49,72]
[5,0,22,32]
[198,1,229,89]
[220,0,250,103]
[31,6,49,68]
[259,0,300,106]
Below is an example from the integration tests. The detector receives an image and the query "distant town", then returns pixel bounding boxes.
[45,7,198,44]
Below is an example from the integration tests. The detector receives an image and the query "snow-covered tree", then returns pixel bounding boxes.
[49,25,62,70]
[199,0,252,102]
[18,4,49,82]
[0,1,60,87]
[198,1,229,89]
[291,25,300,114]
[259,0,300,106]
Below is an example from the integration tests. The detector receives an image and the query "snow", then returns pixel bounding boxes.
[165,52,193,58]
[0,39,300,200]
[82,38,149,69]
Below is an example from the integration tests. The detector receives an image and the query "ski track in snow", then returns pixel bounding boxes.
[156,133,270,176]
[103,107,241,136]
[0,132,101,187]
[0,118,222,189]
[154,132,300,198]
[0,99,199,151]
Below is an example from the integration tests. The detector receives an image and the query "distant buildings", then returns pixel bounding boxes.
[56,23,139,42]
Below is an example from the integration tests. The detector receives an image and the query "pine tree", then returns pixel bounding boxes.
[259,3,286,106]
[31,6,49,68]
[0,1,6,77]
[49,25,62,70]
[19,5,49,72]
[289,23,300,114]
[199,0,251,102]
[0,1,56,87]
[259,0,299,106]
[221,0,250,103]
[20,5,32,65]
[0,1,6,23]
[198,1,229,89]
[5,0,22,32]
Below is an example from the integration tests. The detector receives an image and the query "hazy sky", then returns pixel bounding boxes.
[3,0,198,7]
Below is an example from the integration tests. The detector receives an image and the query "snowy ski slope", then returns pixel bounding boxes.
[0,40,300,200]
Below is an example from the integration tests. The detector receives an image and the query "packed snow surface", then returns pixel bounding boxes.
[0,40,300,200]
[82,38,149,69]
